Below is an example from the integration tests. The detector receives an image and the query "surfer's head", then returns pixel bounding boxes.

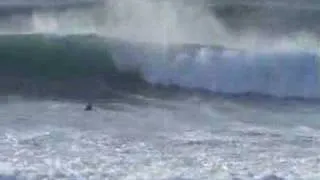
[84,103,93,111]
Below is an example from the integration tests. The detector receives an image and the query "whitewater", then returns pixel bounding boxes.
[0,0,320,179]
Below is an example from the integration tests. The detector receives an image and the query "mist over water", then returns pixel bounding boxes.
[1,0,319,51]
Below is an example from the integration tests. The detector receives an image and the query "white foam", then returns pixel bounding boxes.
[0,163,15,177]
[0,98,320,179]
[136,47,320,98]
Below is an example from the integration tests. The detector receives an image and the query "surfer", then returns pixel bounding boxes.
[84,102,93,111]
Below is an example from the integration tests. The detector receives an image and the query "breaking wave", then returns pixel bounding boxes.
[0,33,320,99]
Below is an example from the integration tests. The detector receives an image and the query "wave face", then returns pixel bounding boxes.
[0,34,116,78]
[1,33,320,99]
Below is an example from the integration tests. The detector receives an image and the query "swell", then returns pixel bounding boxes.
[1,33,320,101]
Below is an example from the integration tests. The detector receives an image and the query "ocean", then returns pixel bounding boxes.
[0,0,320,180]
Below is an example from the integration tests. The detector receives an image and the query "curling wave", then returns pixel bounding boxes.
[0,33,319,99]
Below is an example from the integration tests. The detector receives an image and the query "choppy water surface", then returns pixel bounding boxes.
[0,96,319,180]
